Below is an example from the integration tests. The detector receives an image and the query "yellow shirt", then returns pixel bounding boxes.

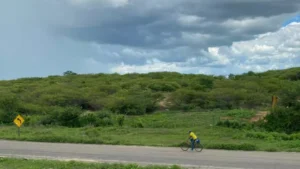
[189,132,197,139]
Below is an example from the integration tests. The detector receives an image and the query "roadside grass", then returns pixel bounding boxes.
[0,157,182,169]
[220,109,257,121]
[0,110,299,152]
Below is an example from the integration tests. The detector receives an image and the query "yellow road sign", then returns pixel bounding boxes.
[13,115,25,127]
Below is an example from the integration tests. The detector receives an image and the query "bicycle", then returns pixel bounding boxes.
[180,139,203,152]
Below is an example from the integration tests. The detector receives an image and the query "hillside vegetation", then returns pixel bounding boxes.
[0,67,300,135]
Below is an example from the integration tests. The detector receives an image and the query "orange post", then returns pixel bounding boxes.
[272,95,278,108]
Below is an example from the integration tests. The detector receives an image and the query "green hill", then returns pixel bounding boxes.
[0,67,300,117]
[0,67,299,151]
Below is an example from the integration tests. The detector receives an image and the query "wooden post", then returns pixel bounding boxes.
[272,95,278,109]
[17,127,20,137]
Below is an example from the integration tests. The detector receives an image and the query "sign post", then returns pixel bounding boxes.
[13,114,25,137]
[272,95,278,109]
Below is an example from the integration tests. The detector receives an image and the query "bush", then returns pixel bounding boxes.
[79,112,97,126]
[117,115,125,127]
[131,119,144,128]
[95,117,113,127]
[245,131,300,141]
[0,109,17,124]
[39,107,82,127]
[56,107,82,127]
[79,110,114,127]
[96,110,112,119]
[245,132,270,140]
[291,133,300,140]
[148,82,180,92]
[109,95,156,115]
[16,103,46,115]
[216,120,248,129]
[21,115,43,126]
[224,109,256,119]
[0,95,19,116]
[39,115,57,126]
[263,105,300,134]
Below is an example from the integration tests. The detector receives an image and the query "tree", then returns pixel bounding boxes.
[228,74,235,79]
[63,71,77,76]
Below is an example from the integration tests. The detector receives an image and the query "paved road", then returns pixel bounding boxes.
[0,140,299,169]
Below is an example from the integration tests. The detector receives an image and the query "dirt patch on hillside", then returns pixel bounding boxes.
[250,111,269,122]
[158,93,172,109]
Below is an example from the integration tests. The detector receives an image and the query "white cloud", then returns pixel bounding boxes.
[177,14,205,26]
[111,59,182,74]
[217,22,300,72]
[231,22,300,59]
[111,22,300,75]
[121,48,160,58]
[207,47,231,66]
[110,58,217,74]
[222,17,266,29]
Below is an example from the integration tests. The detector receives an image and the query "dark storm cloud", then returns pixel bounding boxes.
[1,0,299,79]
[210,0,300,19]
[55,0,300,51]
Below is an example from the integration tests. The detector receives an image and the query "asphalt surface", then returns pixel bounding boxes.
[0,140,299,169]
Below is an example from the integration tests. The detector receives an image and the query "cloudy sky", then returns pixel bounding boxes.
[0,0,300,79]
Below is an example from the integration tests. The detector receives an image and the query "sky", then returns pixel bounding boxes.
[0,0,300,80]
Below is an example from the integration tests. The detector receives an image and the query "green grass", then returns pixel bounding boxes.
[221,109,257,120]
[0,110,299,152]
[0,157,182,169]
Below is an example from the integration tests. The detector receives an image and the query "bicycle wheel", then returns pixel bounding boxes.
[180,141,190,151]
[195,143,203,152]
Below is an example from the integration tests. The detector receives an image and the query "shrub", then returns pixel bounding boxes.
[224,109,256,119]
[22,115,42,126]
[0,109,17,124]
[56,107,82,127]
[245,131,300,141]
[117,115,125,127]
[95,117,113,127]
[216,120,248,129]
[263,105,300,134]
[39,115,57,126]
[39,107,82,127]
[131,119,144,128]
[148,82,180,92]
[79,112,97,126]
[0,95,19,114]
[96,110,112,119]
[291,133,300,140]
[16,103,46,115]
[81,111,112,127]
[110,96,150,115]
[245,132,269,140]
[79,110,114,127]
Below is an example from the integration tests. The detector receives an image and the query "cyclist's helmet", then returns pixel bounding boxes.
[188,131,191,133]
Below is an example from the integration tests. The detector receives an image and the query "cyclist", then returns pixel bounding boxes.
[188,131,200,151]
